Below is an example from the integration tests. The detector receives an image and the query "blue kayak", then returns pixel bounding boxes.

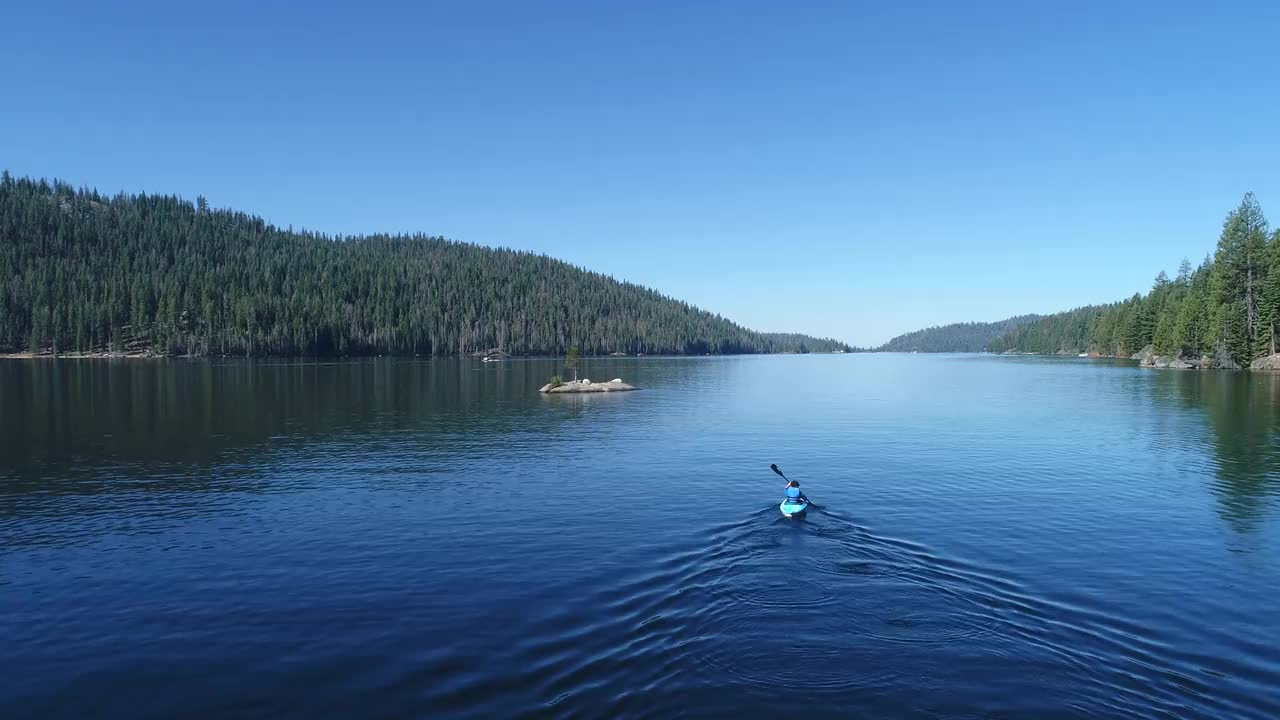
[779,497,809,517]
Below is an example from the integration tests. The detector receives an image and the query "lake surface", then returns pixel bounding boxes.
[3,354,1279,719]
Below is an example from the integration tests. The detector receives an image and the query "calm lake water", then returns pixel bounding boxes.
[3,354,1279,719]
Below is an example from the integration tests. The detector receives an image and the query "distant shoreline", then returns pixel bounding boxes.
[0,346,184,359]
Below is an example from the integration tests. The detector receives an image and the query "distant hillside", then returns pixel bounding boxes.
[877,315,1041,353]
[0,173,850,357]
[760,332,857,353]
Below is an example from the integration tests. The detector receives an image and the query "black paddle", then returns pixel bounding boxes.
[771,463,817,508]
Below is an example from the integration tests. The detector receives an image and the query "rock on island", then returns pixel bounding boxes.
[539,378,638,394]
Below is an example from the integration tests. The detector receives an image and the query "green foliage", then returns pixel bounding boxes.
[1175,289,1206,356]
[1124,294,1155,355]
[1152,300,1180,354]
[1222,301,1249,364]
[1149,271,1182,354]
[549,375,563,388]
[990,193,1280,366]
[879,315,1040,352]
[0,174,852,357]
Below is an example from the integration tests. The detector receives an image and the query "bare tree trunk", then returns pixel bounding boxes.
[1247,267,1256,343]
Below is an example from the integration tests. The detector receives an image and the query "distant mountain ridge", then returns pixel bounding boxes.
[877,315,1041,353]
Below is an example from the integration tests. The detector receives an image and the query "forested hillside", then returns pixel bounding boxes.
[876,315,1040,353]
[0,173,850,357]
[989,193,1280,368]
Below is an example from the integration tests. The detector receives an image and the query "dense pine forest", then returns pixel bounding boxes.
[877,315,1040,353]
[0,173,850,357]
[988,193,1280,368]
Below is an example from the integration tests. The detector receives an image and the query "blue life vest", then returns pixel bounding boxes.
[785,486,802,500]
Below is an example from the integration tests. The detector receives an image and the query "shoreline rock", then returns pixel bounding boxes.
[473,348,511,361]
[1146,354,1198,369]
[1132,343,1241,370]
[1250,353,1280,370]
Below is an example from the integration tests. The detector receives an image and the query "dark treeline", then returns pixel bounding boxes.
[989,193,1280,367]
[0,173,850,357]
[877,315,1040,353]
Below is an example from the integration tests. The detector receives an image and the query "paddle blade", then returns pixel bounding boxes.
[770,463,787,479]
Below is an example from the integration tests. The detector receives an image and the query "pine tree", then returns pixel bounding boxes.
[565,345,581,380]
[1211,193,1270,362]
[1176,257,1193,285]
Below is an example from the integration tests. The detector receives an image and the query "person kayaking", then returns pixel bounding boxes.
[784,479,807,505]
[772,463,812,516]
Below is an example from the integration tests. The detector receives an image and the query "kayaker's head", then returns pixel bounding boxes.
[787,480,800,488]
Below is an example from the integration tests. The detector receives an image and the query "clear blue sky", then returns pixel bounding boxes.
[3,1,1279,346]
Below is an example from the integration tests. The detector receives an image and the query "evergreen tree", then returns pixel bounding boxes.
[1211,193,1269,363]
[1176,257,1193,284]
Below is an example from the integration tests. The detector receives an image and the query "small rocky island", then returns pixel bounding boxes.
[539,378,638,394]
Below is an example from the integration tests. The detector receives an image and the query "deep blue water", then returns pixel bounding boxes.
[2,354,1279,718]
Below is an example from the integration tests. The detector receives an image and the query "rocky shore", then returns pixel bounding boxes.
[1249,353,1280,370]
[1132,344,1227,370]
[1005,344,1280,371]
[1129,345,1280,370]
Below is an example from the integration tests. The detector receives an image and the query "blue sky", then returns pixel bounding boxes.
[3,1,1279,346]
